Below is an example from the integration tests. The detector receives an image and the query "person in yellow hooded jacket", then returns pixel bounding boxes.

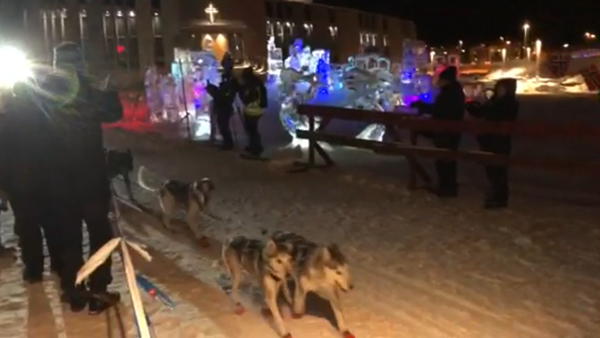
[239,67,267,157]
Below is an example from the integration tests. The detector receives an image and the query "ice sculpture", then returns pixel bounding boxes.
[284,39,303,72]
[169,48,220,140]
[279,39,333,143]
[399,39,432,106]
[144,65,162,118]
[267,37,283,83]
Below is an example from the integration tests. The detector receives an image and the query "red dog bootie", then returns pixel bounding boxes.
[342,331,356,338]
[233,303,245,315]
[198,236,211,248]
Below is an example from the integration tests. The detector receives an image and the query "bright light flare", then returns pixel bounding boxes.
[0,46,33,88]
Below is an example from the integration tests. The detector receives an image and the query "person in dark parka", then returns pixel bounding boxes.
[206,62,239,150]
[47,42,123,314]
[466,78,518,209]
[239,67,267,157]
[0,81,63,282]
[411,66,465,197]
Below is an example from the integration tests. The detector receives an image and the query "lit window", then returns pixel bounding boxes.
[303,23,313,36]
[329,26,338,38]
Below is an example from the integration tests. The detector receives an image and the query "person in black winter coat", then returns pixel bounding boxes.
[239,67,267,157]
[45,42,123,314]
[206,68,239,150]
[0,81,64,282]
[411,66,465,197]
[466,78,518,209]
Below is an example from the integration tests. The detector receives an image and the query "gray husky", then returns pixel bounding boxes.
[220,236,295,337]
[270,231,355,337]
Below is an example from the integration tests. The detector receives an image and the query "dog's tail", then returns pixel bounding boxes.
[137,166,160,192]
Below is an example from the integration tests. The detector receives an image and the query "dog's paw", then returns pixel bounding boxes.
[341,330,356,338]
[291,313,303,319]
[233,303,245,315]
[282,334,293,338]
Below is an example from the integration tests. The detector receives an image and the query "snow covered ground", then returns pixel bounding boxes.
[0,94,599,338]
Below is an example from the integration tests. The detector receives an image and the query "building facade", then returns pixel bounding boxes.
[13,0,416,79]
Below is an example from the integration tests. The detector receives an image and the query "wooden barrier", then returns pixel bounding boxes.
[293,104,600,189]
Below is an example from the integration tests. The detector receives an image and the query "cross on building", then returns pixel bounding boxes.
[205,3,218,23]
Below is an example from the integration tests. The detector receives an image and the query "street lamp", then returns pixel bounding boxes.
[563,43,569,48]
[522,23,530,58]
[535,39,542,77]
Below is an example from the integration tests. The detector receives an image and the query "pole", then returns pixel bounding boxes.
[177,59,192,142]
[109,185,154,338]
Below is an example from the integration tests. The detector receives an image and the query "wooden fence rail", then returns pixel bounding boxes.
[293,104,600,189]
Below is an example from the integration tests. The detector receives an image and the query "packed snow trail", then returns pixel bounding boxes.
[105,127,599,338]
[0,124,597,337]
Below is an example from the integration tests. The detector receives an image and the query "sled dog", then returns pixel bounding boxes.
[270,231,355,336]
[137,166,214,239]
[105,148,134,200]
[221,236,294,337]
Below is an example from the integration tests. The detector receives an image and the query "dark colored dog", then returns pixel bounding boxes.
[105,148,134,200]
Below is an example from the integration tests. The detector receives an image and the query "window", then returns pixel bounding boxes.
[286,22,294,36]
[303,5,311,21]
[329,26,338,39]
[328,9,336,24]
[103,12,114,39]
[128,13,136,37]
[80,12,88,39]
[265,1,273,18]
[103,12,116,66]
[266,21,274,37]
[228,33,244,61]
[276,22,284,39]
[275,2,283,18]
[303,23,313,36]
[285,3,293,18]
[60,9,66,41]
[152,13,161,36]
[116,16,126,38]
[383,35,388,47]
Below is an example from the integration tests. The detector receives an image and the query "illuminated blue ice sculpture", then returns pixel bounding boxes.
[398,39,432,106]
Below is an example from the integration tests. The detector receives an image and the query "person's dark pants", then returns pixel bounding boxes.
[11,196,44,278]
[435,160,458,193]
[433,134,461,195]
[59,198,113,293]
[485,165,509,203]
[243,114,263,155]
[40,207,63,274]
[216,112,234,148]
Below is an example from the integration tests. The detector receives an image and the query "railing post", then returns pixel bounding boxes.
[308,107,315,166]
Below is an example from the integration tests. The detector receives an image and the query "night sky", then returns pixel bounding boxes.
[317,0,599,48]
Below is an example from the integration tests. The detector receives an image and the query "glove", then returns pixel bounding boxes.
[409,100,422,109]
